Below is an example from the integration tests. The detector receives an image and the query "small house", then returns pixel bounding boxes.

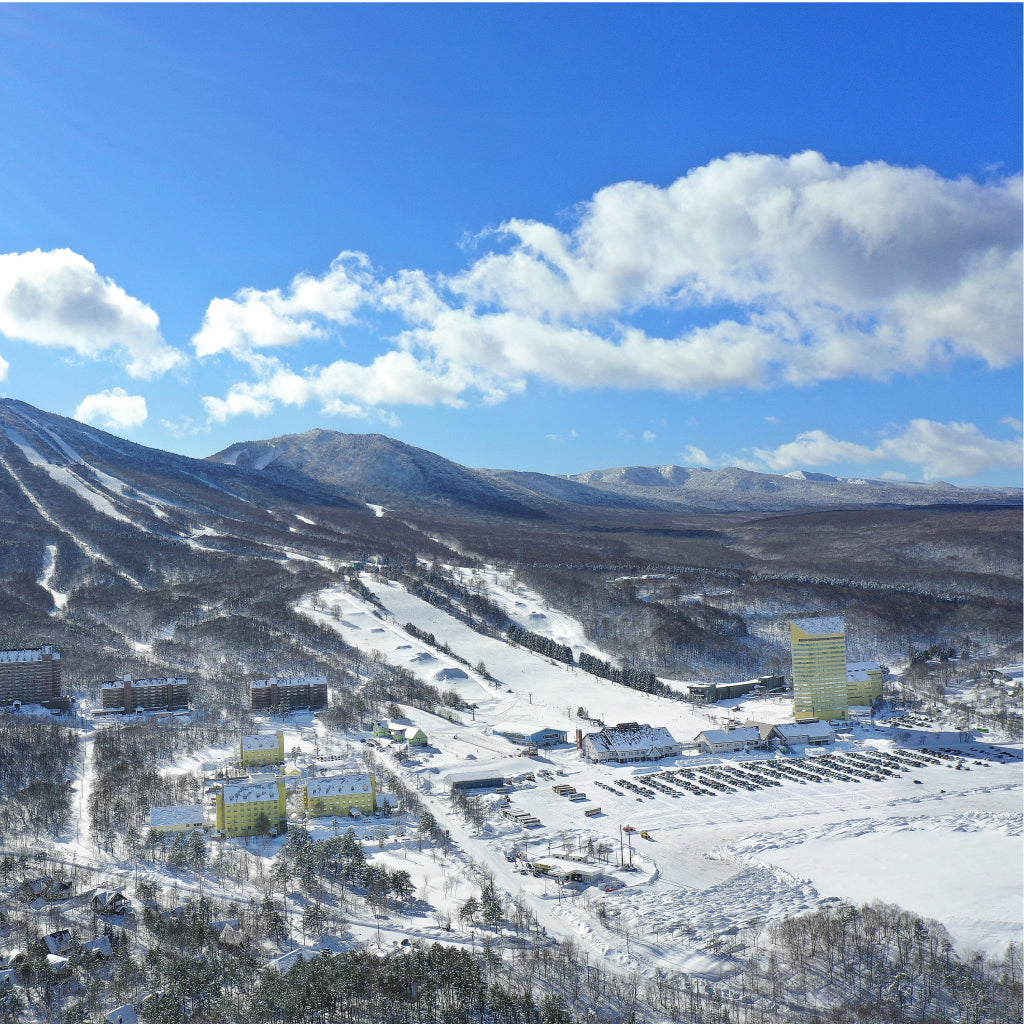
[91,890,130,916]
[40,930,75,956]
[84,936,113,960]
[404,726,428,746]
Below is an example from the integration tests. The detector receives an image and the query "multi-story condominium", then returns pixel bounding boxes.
[249,675,328,712]
[304,774,376,819]
[101,675,189,713]
[846,661,884,706]
[215,779,287,838]
[790,616,848,721]
[240,731,285,767]
[0,646,62,706]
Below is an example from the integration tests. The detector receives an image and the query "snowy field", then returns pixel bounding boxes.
[292,571,1024,973]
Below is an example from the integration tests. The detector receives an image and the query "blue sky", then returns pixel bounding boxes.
[0,3,1020,486]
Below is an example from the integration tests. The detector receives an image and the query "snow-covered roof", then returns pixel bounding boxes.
[584,722,678,753]
[0,646,59,662]
[846,667,871,682]
[150,805,204,827]
[847,661,880,674]
[305,774,372,798]
[105,1005,138,1024]
[696,727,761,745]
[222,780,282,804]
[791,616,844,635]
[42,930,74,954]
[241,733,282,751]
[772,721,835,739]
[251,675,327,688]
[267,948,320,973]
[441,757,527,787]
[102,676,186,689]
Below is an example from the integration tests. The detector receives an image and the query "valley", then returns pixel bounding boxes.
[0,397,1020,1023]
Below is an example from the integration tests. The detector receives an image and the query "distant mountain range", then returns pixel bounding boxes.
[0,397,1018,589]
[211,427,1021,515]
[1,397,1018,686]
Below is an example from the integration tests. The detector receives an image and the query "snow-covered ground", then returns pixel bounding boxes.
[25,564,1017,1016]
[293,571,1023,971]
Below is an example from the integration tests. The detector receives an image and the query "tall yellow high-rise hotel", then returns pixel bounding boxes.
[790,616,848,721]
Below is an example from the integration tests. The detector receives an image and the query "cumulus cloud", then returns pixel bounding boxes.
[193,152,1021,421]
[192,252,373,359]
[74,388,148,429]
[201,349,491,424]
[0,249,182,377]
[753,419,1023,480]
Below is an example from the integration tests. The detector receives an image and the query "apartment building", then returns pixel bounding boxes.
[249,675,327,712]
[304,774,376,819]
[791,616,849,721]
[240,731,285,767]
[0,646,62,706]
[101,675,189,713]
[215,779,287,837]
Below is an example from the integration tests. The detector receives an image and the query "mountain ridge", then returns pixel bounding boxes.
[209,423,1020,514]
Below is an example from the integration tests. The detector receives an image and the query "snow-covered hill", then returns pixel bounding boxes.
[560,462,1022,512]
[210,423,1021,514]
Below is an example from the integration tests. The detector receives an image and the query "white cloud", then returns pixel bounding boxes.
[0,249,182,377]
[192,252,374,359]
[753,420,1023,480]
[452,152,1021,383]
[74,388,148,429]
[642,430,657,442]
[201,349,489,425]
[193,153,1021,421]
[679,445,710,466]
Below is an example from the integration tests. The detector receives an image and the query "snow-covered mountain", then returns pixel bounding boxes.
[211,430,554,517]
[0,399,427,603]
[557,462,1021,511]
[212,428,1021,515]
